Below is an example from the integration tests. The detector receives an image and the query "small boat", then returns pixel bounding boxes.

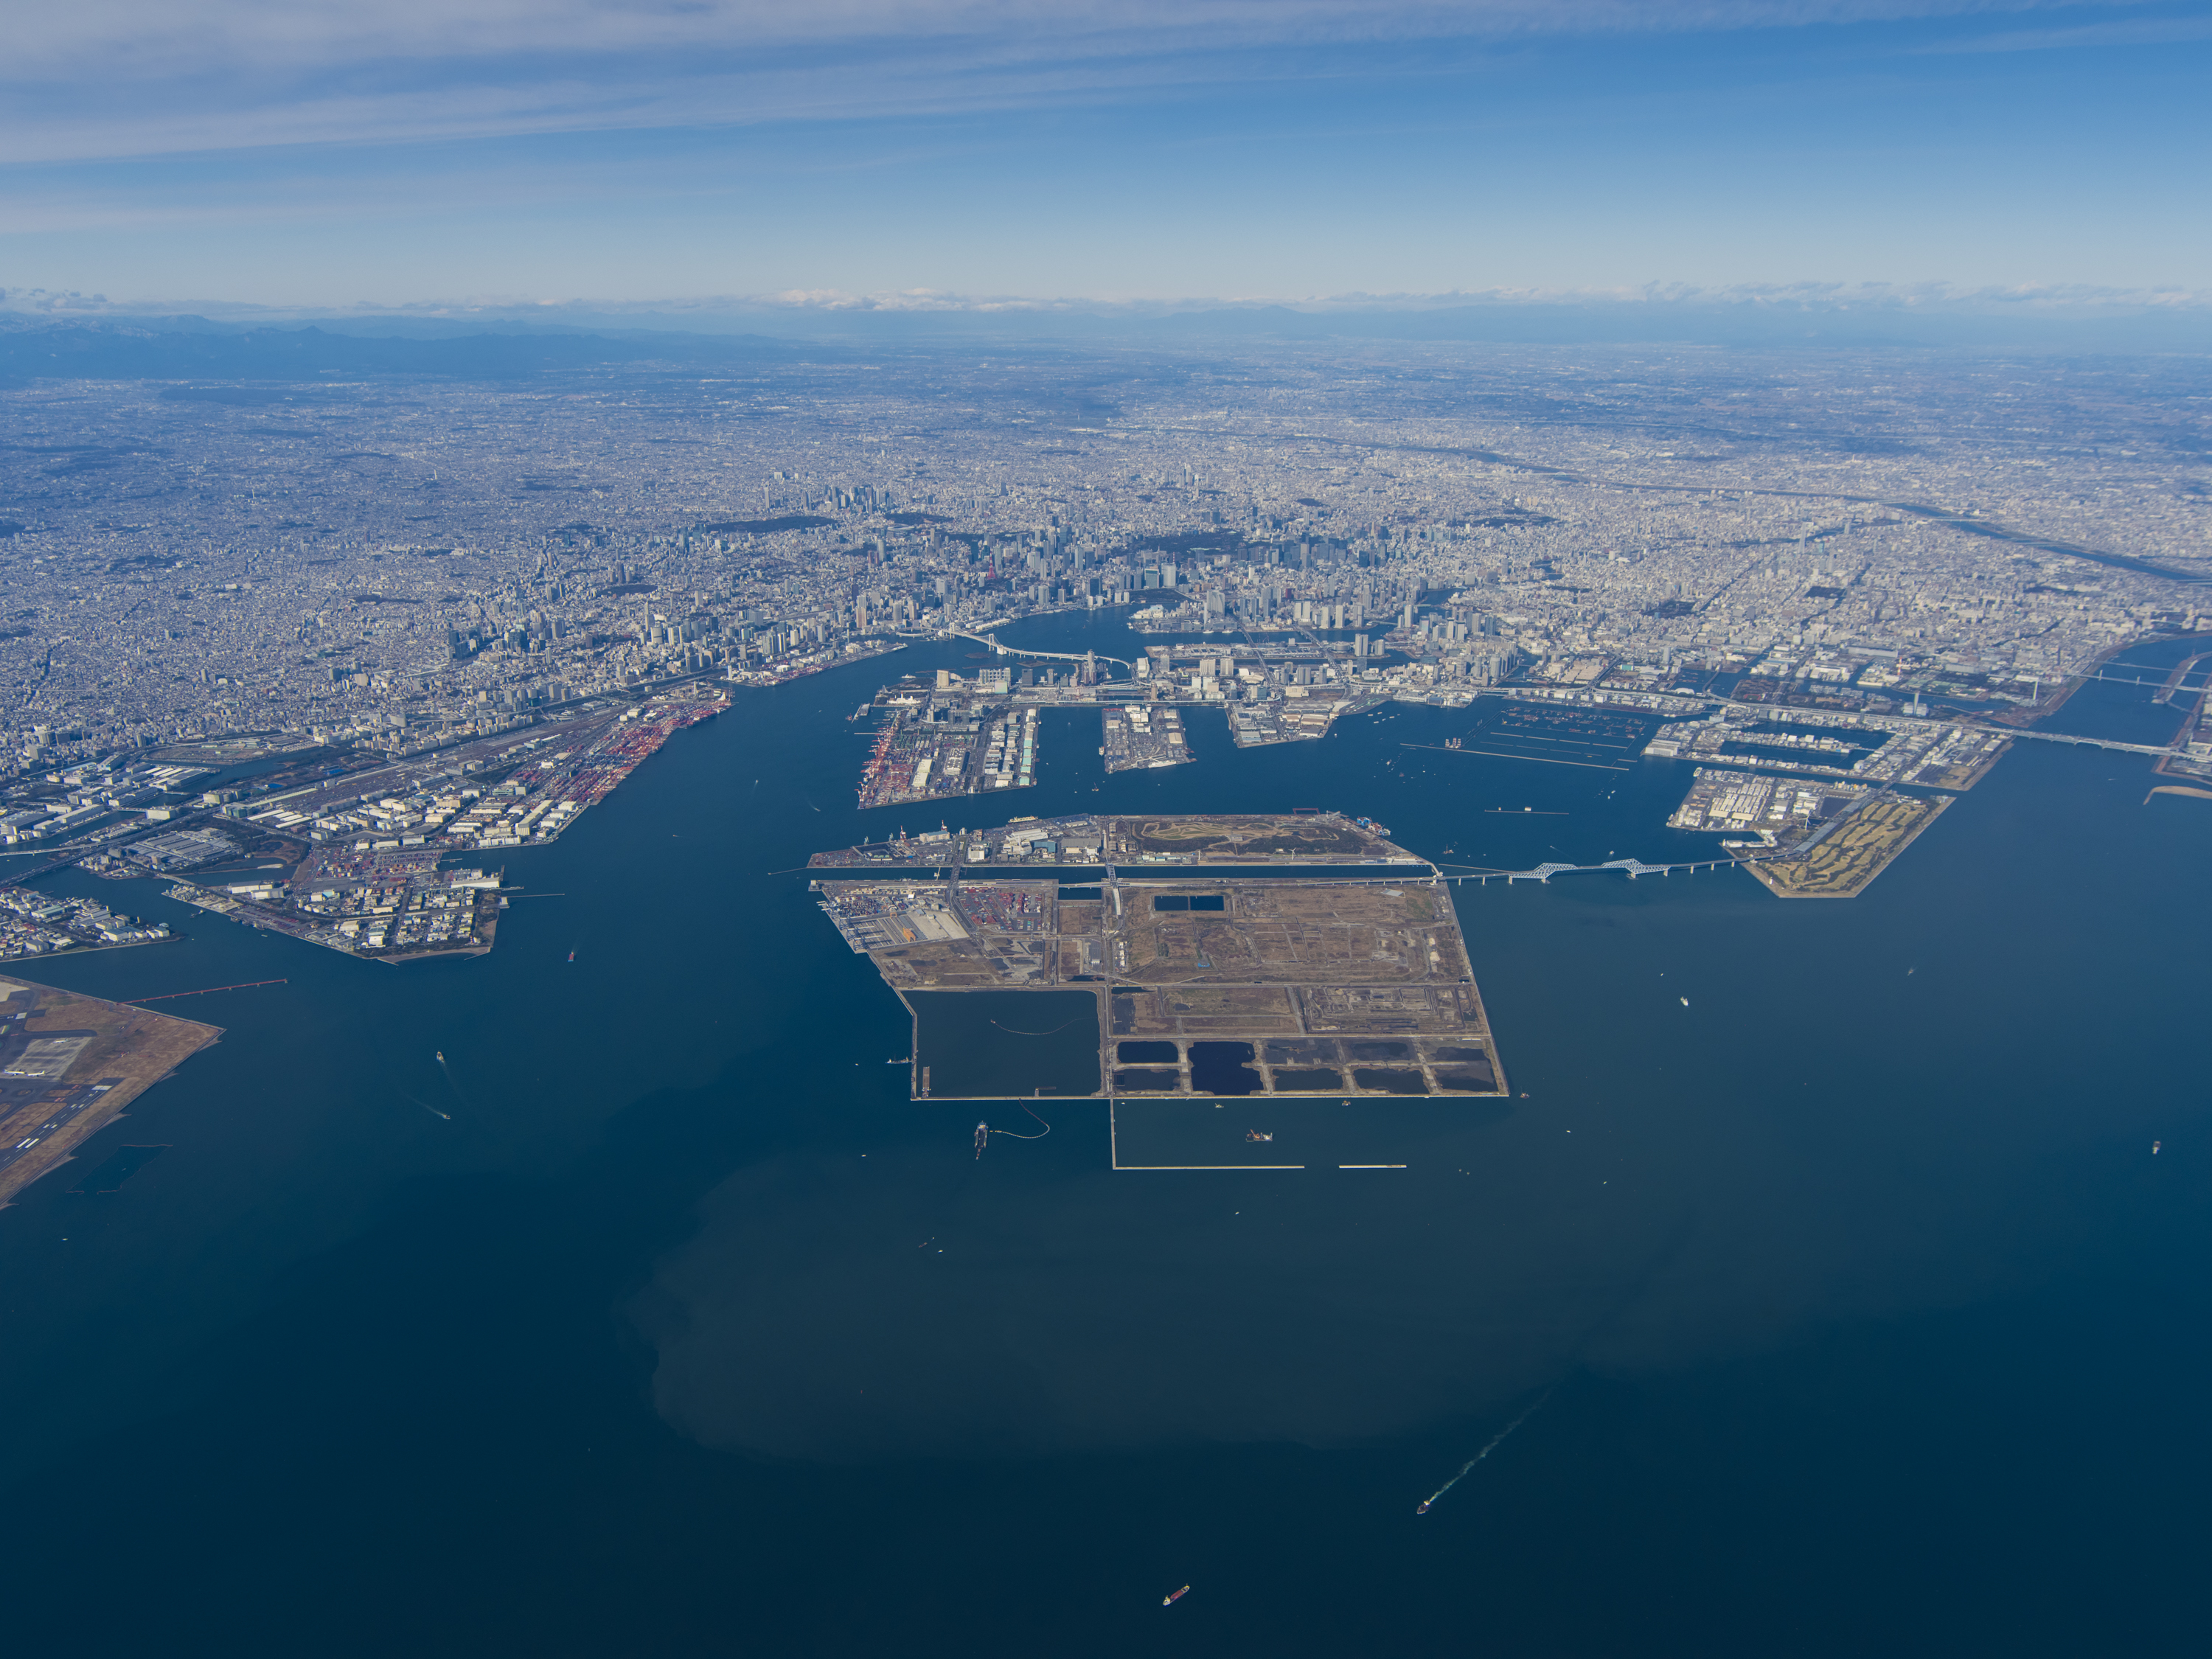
[567,951,575,962]
[1162,1586,1189,1607]
[974,1121,990,1158]
[1680,997,1689,1007]
[1416,1499,1433,1514]
[436,1050,445,1062]
[1245,1130,1273,1143]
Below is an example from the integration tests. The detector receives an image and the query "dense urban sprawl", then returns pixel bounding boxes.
[2,340,2206,799]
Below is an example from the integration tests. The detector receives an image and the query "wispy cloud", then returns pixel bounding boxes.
[6,3,2115,79]
[1914,11,2212,50]
[0,1,2154,162]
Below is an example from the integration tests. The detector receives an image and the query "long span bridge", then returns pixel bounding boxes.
[1440,855,1745,886]
[911,627,1138,674]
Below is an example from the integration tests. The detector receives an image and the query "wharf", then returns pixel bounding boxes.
[1102,705,1190,773]
[858,686,1037,807]
[809,812,1416,871]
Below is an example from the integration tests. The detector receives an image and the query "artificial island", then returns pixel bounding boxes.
[0,975,222,1207]
[810,813,1506,1102]
[841,649,2020,900]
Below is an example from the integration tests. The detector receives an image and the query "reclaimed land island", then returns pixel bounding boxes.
[809,813,1507,1103]
[0,975,222,1206]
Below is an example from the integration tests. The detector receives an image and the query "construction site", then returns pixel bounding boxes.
[810,813,1505,1102]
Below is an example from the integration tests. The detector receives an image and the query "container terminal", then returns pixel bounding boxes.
[32,687,727,967]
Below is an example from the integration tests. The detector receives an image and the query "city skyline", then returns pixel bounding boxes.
[4,333,2203,799]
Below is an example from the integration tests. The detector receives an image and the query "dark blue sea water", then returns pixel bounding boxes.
[3,615,2208,1657]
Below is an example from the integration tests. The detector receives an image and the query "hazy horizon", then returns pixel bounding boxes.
[6,2,2208,309]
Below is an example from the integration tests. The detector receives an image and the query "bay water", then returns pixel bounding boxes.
[3,613,2207,1655]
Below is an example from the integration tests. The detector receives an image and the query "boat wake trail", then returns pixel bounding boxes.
[976,1103,1052,1156]
[1416,1387,1556,1515]
[993,1103,1053,1140]
[990,1018,1082,1037]
[435,1050,470,1109]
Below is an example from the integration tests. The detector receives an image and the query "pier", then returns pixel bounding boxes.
[127,978,289,1004]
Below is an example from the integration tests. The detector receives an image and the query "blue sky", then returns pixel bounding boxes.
[4,1,2208,311]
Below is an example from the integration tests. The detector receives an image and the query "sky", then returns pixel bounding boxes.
[3,1,2209,314]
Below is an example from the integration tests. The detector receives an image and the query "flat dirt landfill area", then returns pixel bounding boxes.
[0,975,222,1206]
[813,815,1506,1100]
[1742,793,1955,898]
